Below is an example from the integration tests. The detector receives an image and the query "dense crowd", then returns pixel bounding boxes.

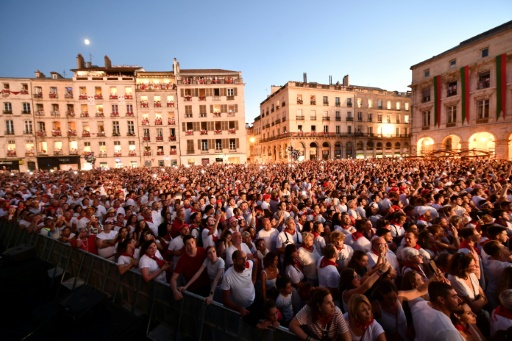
[2,157,512,340]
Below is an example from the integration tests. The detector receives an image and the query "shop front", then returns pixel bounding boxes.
[37,156,81,171]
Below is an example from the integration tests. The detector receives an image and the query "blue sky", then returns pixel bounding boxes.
[0,0,510,123]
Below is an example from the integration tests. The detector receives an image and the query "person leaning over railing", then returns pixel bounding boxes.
[139,239,171,282]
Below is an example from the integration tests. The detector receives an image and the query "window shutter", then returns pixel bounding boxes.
[221,121,228,130]
[236,138,239,149]
[222,138,228,149]
[221,105,227,113]
[197,139,201,149]
[182,122,186,132]
[209,139,214,149]
[193,122,199,131]
[210,105,213,113]
[235,121,239,130]
[221,88,226,96]
[234,88,237,96]
[207,122,214,131]
[180,89,184,97]
[194,88,198,97]
[207,88,212,97]
[234,104,238,113]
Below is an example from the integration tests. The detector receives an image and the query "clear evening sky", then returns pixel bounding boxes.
[0,0,510,123]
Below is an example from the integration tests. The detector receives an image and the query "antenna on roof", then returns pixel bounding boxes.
[62,70,67,78]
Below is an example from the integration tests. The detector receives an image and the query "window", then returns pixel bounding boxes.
[3,102,12,113]
[323,96,328,105]
[185,105,192,118]
[310,95,316,105]
[367,126,373,135]
[126,104,133,114]
[387,115,391,123]
[112,121,120,135]
[377,114,382,122]
[5,120,14,134]
[386,101,391,110]
[447,105,457,125]
[335,111,341,121]
[404,115,409,123]
[215,139,222,150]
[335,97,340,107]
[449,59,456,68]
[447,81,457,97]
[368,113,372,122]
[396,115,400,124]
[227,88,235,97]
[422,111,431,127]
[396,102,401,110]
[347,98,352,107]
[38,122,46,132]
[310,110,316,120]
[311,125,316,132]
[143,128,150,137]
[424,69,430,77]
[477,71,490,90]
[368,99,372,108]
[111,104,118,113]
[298,125,303,132]
[405,103,409,111]
[24,120,33,134]
[297,109,303,119]
[347,112,353,120]
[22,103,31,113]
[201,140,208,151]
[422,87,431,103]
[229,139,236,150]
[200,105,207,117]
[323,125,328,133]
[336,126,340,134]
[481,48,489,58]
[357,98,362,108]
[357,112,363,121]
[347,126,352,134]
[127,121,135,135]
[477,99,489,119]
[377,100,382,109]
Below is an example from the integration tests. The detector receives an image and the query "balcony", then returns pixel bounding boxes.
[186,149,195,154]
[310,116,317,120]
[186,130,193,135]
[95,112,104,118]
[335,117,341,121]
[94,95,103,100]
[227,111,235,117]
[476,118,489,124]
[80,112,89,117]
[199,96,206,101]
[214,129,222,135]
[169,149,177,155]
[446,122,456,127]
[3,110,12,114]
[112,132,120,137]
[422,96,430,103]
[213,112,221,118]
[109,94,118,100]
[39,150,48,155]
[128,151,136,157]
[477,79,490,90]
[335,103,341,107]
[21,89,29,95]
[140,102,149,108]
[200,129,208,135]
[296,115,305,120]
[167,102,174,107]
[52,130,62,137]
[33,93,42,99]
[69,149,78,155]
[422,126,430,130]
[127,132,135,136]
[51,111,60,117]
[143,136,150,141]
[212,96,221,101]
[79,95,88,100]
[68,129,77,137]
[97,131,106,137]
[144,151,152,156]
[22,110,31,114]
[229,129,236,134]
[297,99,303,104]
[184,96,192,102]
[110,112,120,117]
[323,102,329,106]
[347,102,353,108]
[25,151,35,157]
[156,136,163,141]
[155,119,163,125]
[54,150,63,156]
[23,130,32,135]
[310,100,316,105]
[322,117,330,121]
[114,152,122,157]
[141,119,149,126]
[6,150,16,157]
[98,152,107,158]
[66,111,75,117]
[154,101,162,108]
[82,131,91,137]
[169,136,176,141]
[157,151,164,156]
[346,117,353,121]
[36,111,45,116]
[168,119,175,125]
[49,93,58,99]
[126,112,134,117]
[227,96,234,101]
[125,94,133,99]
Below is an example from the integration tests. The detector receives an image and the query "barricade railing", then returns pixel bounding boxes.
[0,221,298,340]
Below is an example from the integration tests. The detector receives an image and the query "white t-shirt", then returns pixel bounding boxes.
[225,244,252,268]
[96,230,118,259]
[276,230,301,250]
[411,300,465,341]
[298,246,321,282]
[257,228,279,253]
[285,264,304,284]
[276,293,293,322]
[201,228,220,248]
[345,234,371,253]
[203,257,225,282]
[448,273,479,300]
[168,235,184,269]
[221,262,255,308]
[343,313,385,341]
[491,308,512,337]
[139,250,166,282]
[317,257,340,289]
[367,250,400,275]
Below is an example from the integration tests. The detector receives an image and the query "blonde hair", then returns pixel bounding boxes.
[348,294,372,320]
[302,231,314,241]
[329,230,345,244]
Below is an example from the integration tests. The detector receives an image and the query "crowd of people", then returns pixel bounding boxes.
[2,157,512,340]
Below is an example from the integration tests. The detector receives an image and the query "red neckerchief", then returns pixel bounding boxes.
[412,243,421,250]
[302,244,314,253]
[459,240,480,255]
[455,324,469,333]
[121,251,133,258]
[372,249,380,257]
[145,217,153,223]
[319,257,337,268]
[146,253,165,268]
[402,261,420,271]
[418,217,428,222]
[312,232,320,239]
[336,245,345,252]
[354,318,374,331]
[352,231,365,241]
[206,227,218,242]
[317,313,334,328]
[495,305,512,320]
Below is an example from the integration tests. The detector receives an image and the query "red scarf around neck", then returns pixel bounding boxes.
[354,317,375,331]
[146,253,165,268]
[352,231,365,241]
[302,244,314,253]
[319,257,337,269]
[494,305,512,320]
[459,240,480,255]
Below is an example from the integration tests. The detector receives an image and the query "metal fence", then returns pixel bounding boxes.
[0,221,297,341]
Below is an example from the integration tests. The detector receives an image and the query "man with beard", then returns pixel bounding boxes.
[412,281,465,341]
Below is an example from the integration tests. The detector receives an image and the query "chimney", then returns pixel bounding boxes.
[35,70,45,78]
[76,54,85,69]
[303,72,307,83]
[329,75,332,85]
[87,61,92,68]
[104,55,112,69]
[342,75,349,87]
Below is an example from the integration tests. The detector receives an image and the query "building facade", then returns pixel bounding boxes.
[0,55,246,171]
[254,76,411,163]
[410,20,512,159]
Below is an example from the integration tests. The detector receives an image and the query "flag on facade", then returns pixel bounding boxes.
[433,75,441,127]
[460,66,470,124]
[496,53,507,119]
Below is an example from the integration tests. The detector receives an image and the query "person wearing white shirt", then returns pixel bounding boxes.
[95,221,118,260]
[225,232,253,268]
[257,218,279,253]
[317,245,340,297]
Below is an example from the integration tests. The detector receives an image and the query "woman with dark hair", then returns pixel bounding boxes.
[451,303,486,341]
[138,240,171,282]
[116,237,139,275]
[261,251,280,302]
[125,213,138,235]
[289,287,350,341]
[283,243,310,309]
[371,280,407,341]
[133,219,147,247]
[157,221,172,251]
[256,299,281,330]
[217,229,232,260]
[347,250,370,277]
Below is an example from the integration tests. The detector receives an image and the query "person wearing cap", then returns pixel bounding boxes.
[96,220,118,260]
[261,194,271,210]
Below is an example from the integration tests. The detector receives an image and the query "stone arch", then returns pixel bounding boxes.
[442,134,461,152]
[309,142,318,160]
[417,137,434,156]
[468,132,495,157]
[321,142,330,160]
[366,141,374,151]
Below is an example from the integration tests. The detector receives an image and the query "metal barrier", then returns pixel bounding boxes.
[0,221,298,340]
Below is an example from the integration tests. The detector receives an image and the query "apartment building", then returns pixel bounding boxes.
[254,75,411,162]
[410,20,511,159]
[0,55,246,171]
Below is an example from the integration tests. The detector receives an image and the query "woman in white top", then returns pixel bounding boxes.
[138,240,171,283]
[371,280,408,341]
[448,252,488,315]
[298,232,321,285]
[179,246,225,305]
[344,294,385,341]
[116,237,140,275]
[483,241,512,310]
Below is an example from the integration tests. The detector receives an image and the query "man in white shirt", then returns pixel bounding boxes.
[276,218,302,257]
[256,218,279,253]
[95,221,118,260]
[345,220,371,253]
[412,281,465,341]
[168,224,189,270]
[226,232,253,268]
